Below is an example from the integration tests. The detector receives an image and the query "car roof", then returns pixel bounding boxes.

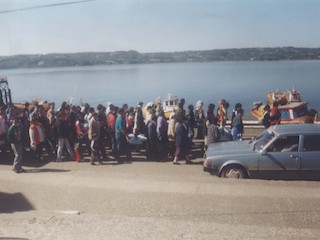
[271,124,320,135]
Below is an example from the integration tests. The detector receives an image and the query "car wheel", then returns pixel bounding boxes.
[221,165,245,179]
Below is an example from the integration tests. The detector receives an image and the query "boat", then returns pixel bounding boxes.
[251,88,310,124]
[0,76,53,111]
[161,94,179,119]
[144,94,179,119]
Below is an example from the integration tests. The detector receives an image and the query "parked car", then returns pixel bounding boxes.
[203,124,320,180]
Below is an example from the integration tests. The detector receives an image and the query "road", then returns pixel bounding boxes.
[0,153,320,240]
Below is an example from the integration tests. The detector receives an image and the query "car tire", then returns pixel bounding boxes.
[221,165,245,179]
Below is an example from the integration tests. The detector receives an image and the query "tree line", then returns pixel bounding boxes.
[0,47,320,69]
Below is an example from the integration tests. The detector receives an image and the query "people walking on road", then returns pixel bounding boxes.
[167,110,177,157]
[88,112,102,165]
[133,102,145,136]
[97,104,107,161]
[186,104,196,146]
[146,113,159,161]
[107,105,118,159]
[115,108,131,162]
[74,112,88,162]
[126,107,135,134]
[270,101,281,126]
[204,114,218,150]
[261,105,271,129]
[173,114,193,165]
[217,99,229,128]
[231,103,242,124]
[203,103,215,145]
[195,100,205,139]
[8,116,25,173]
[157,110,168,159]
[55,111,74,162]
[176,98,186,121]
[231,107,244,141]
[29,119,46,160]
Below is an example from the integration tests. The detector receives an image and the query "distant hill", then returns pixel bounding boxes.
[0,47,320,69]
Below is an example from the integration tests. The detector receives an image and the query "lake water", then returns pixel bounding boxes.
[1,60,319,118]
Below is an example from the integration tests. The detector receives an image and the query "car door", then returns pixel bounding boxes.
[258,135,301,179]
[299,134,320,180]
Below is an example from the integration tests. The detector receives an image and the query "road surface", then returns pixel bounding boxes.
[0,151,320,240]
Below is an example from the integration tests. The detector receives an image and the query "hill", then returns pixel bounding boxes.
[0,47,320,69]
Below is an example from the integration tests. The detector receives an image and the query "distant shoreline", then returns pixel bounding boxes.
[0,47,320,70]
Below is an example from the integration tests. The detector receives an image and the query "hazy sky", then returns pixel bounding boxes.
[0,0,319,56]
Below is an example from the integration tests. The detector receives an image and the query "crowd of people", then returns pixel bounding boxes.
[0,97,286,173]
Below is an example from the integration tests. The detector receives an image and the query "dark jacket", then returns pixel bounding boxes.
[7,125,22,144]
[56,119,70,138]
[175,122,189,147]
[147,120,158,145]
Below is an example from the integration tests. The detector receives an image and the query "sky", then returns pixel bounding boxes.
[0,0,319,56]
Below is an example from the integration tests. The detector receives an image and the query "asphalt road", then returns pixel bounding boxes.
[0,150,320,240]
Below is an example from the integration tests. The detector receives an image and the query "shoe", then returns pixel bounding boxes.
[90,162,96,165]
[13,168,25,173]
[185,161,194,164]
[172,161,180,165]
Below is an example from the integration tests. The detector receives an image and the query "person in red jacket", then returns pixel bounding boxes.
[270,101,281,126]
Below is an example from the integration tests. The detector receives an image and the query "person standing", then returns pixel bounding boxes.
[88,112,102,165]
[167,111,177,157]
[157,110,168,159]
[217,99,229,128]
[107,106,118,159]
[261,105,271,129]
[74,112,88,162]
[270,101,281,126]
[231,108,244,141]
[173,115,193,165]
[186,104,196,146]
[97,105,107,161]
[115,108,131,162]
[133,102,145,136]
[8,117,25,173]
[146,113,159,161]
[204,115,218,151]
[195,100,205,139]
[56,112,74,162]
[29,119,46,160]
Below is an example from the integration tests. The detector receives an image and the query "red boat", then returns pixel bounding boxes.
[251,88,310,124]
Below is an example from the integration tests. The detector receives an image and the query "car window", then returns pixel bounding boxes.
[268,135,299,152]
[253,128,275,150]
[303,135,320,151]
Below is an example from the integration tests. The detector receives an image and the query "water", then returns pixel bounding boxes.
[1,60,320,118]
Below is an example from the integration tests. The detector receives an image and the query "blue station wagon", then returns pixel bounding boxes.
[203,124,320,180]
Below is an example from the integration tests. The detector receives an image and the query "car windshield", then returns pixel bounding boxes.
[252,128,275,150]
